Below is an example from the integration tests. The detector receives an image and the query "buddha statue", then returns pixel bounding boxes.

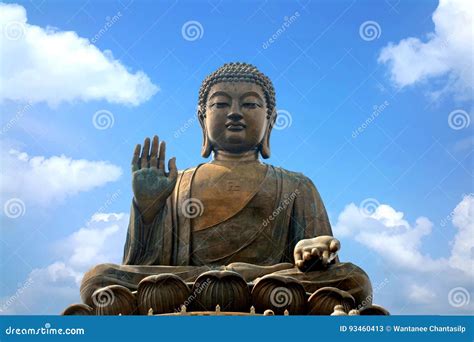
[75,62,378,315]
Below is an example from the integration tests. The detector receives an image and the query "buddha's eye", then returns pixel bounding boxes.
[242,102,260,109]
[210,102,230,109]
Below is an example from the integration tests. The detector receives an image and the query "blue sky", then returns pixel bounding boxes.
[0,0,472,315]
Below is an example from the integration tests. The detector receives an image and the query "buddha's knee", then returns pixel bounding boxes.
[80,263,120,306]
[279,262,373,306]
[81,263,119,285]
[329,262,373,306]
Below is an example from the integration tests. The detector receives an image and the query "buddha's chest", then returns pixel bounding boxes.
[190,162,274,231]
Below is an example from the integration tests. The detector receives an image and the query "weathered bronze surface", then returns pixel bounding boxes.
[137,274,190,315]
[308,287,355,315]
[190,270,251,312]
[61,303,94,316]
[92,285,137,316]
[70,62,387,316]
[251,274,307,315]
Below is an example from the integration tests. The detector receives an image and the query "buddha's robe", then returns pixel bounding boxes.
[80,163,372,306]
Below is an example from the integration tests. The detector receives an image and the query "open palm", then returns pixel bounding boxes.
[132,135,177,223]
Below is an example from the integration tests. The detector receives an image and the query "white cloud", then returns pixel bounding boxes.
[0,212,128,314]
[335,203,442,272]
[0,3,158,106]
[378,0,473,100]
[1,147,122,207]
[65,213,125,270]
[449,195,474,275]
[334,195,474,314]
[408,284,437,304]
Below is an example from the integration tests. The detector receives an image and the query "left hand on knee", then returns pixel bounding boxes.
[294,236,340,272]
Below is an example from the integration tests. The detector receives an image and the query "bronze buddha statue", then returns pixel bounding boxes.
[72,62,381,316]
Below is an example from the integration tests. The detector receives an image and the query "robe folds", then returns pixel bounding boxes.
[122,164,332,266]
[80,164,372,306]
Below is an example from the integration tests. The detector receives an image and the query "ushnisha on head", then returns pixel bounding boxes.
[197,62,277,159]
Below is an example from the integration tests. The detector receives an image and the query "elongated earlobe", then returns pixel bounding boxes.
[198,108,212,158]
[260,112,276,159]
[201,133,212,158]
[260,134,271,159]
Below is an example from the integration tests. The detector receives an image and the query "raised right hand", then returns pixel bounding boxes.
[132,136,177,223]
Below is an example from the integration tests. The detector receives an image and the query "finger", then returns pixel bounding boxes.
[294,250,303,267]
[132,144,141,172]
[329,239,340,253]
[311,245,325,257]
[150,136,159,168]
[303,251,312,261]
[311,247,322,258]
[141,137,151,168]
[150,135,159,156]
[322,250,329,265]
[168,157,177,179]
[158,141,166,170]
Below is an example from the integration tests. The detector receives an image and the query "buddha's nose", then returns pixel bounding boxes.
[227,111,243,121]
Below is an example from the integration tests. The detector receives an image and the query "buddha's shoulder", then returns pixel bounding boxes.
[266,164,316,187]
[177,166,198,178]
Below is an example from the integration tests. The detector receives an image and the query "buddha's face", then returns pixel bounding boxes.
[205,82,268,154]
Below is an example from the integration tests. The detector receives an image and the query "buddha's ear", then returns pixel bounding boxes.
[260,110,276,159]
[198,106,212,158]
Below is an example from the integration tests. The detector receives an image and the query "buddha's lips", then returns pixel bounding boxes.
[225,122,246,131]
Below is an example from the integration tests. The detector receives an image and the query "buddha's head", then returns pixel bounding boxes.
[198,62,276,159]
